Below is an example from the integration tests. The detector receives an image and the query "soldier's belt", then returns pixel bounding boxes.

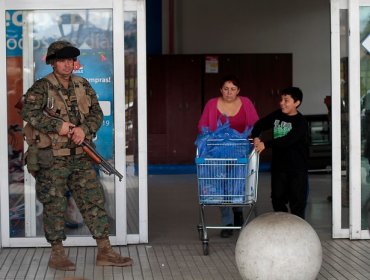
[52,147,84,157]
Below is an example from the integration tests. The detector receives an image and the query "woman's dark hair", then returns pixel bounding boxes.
[219,75,240,89]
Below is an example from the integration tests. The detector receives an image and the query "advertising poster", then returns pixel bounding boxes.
[7,10,117,237]
[6,10,25,237]
[32,11,114,160]
[34,46,114,160]
[6,10,24,154]
[205,55,219,73]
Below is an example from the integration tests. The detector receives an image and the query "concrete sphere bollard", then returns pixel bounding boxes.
[235,212,322,280]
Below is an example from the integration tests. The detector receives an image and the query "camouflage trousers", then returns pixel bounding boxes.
[35,152,109,243]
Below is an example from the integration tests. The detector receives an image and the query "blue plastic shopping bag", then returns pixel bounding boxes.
[195,117,251,158]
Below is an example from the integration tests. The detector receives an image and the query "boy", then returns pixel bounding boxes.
[251,87,308,219]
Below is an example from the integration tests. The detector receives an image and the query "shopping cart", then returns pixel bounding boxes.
[195,138,259,255]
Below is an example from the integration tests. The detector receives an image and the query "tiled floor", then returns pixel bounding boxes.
[1,172,370,279]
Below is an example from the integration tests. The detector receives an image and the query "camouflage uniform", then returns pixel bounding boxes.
[22,67,109,243]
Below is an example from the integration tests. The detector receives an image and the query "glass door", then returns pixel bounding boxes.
[331,0,351,238]
[124,0,148,244]
[331,0,370,239]
[0,0,147,247]
[358,0,370,238]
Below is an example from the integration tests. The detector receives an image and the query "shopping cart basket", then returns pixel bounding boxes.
[195,138,259,255]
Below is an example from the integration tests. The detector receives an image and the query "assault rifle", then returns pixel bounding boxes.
[43,109,123,181]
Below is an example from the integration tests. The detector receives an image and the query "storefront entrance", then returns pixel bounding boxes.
[0,0,147,247]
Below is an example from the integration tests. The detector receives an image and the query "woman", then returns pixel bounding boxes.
[198,75,259,238]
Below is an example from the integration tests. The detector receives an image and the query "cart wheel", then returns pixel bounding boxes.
[202,242,209,255]
[197,225,203,240]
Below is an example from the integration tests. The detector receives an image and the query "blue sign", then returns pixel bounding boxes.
[34,46,114,160]
[5,11,23,57]
[6,10,23,57]
[8,10,116,160]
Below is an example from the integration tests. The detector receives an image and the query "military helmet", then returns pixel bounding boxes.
[45,40,80,64]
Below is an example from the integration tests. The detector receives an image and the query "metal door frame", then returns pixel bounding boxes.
[331,0,370,239]
[0,0,148,247]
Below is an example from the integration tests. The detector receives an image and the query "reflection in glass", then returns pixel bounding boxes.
[340,9,350,228]
[360,7,370,230]
[7,9,116,237]
[124,12,139,234]
[7,10,26,237]
[6,34,25,237]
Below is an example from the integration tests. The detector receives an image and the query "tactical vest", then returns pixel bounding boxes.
[24,73,92,156]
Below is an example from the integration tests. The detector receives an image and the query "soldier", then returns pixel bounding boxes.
[22,40,133,270]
